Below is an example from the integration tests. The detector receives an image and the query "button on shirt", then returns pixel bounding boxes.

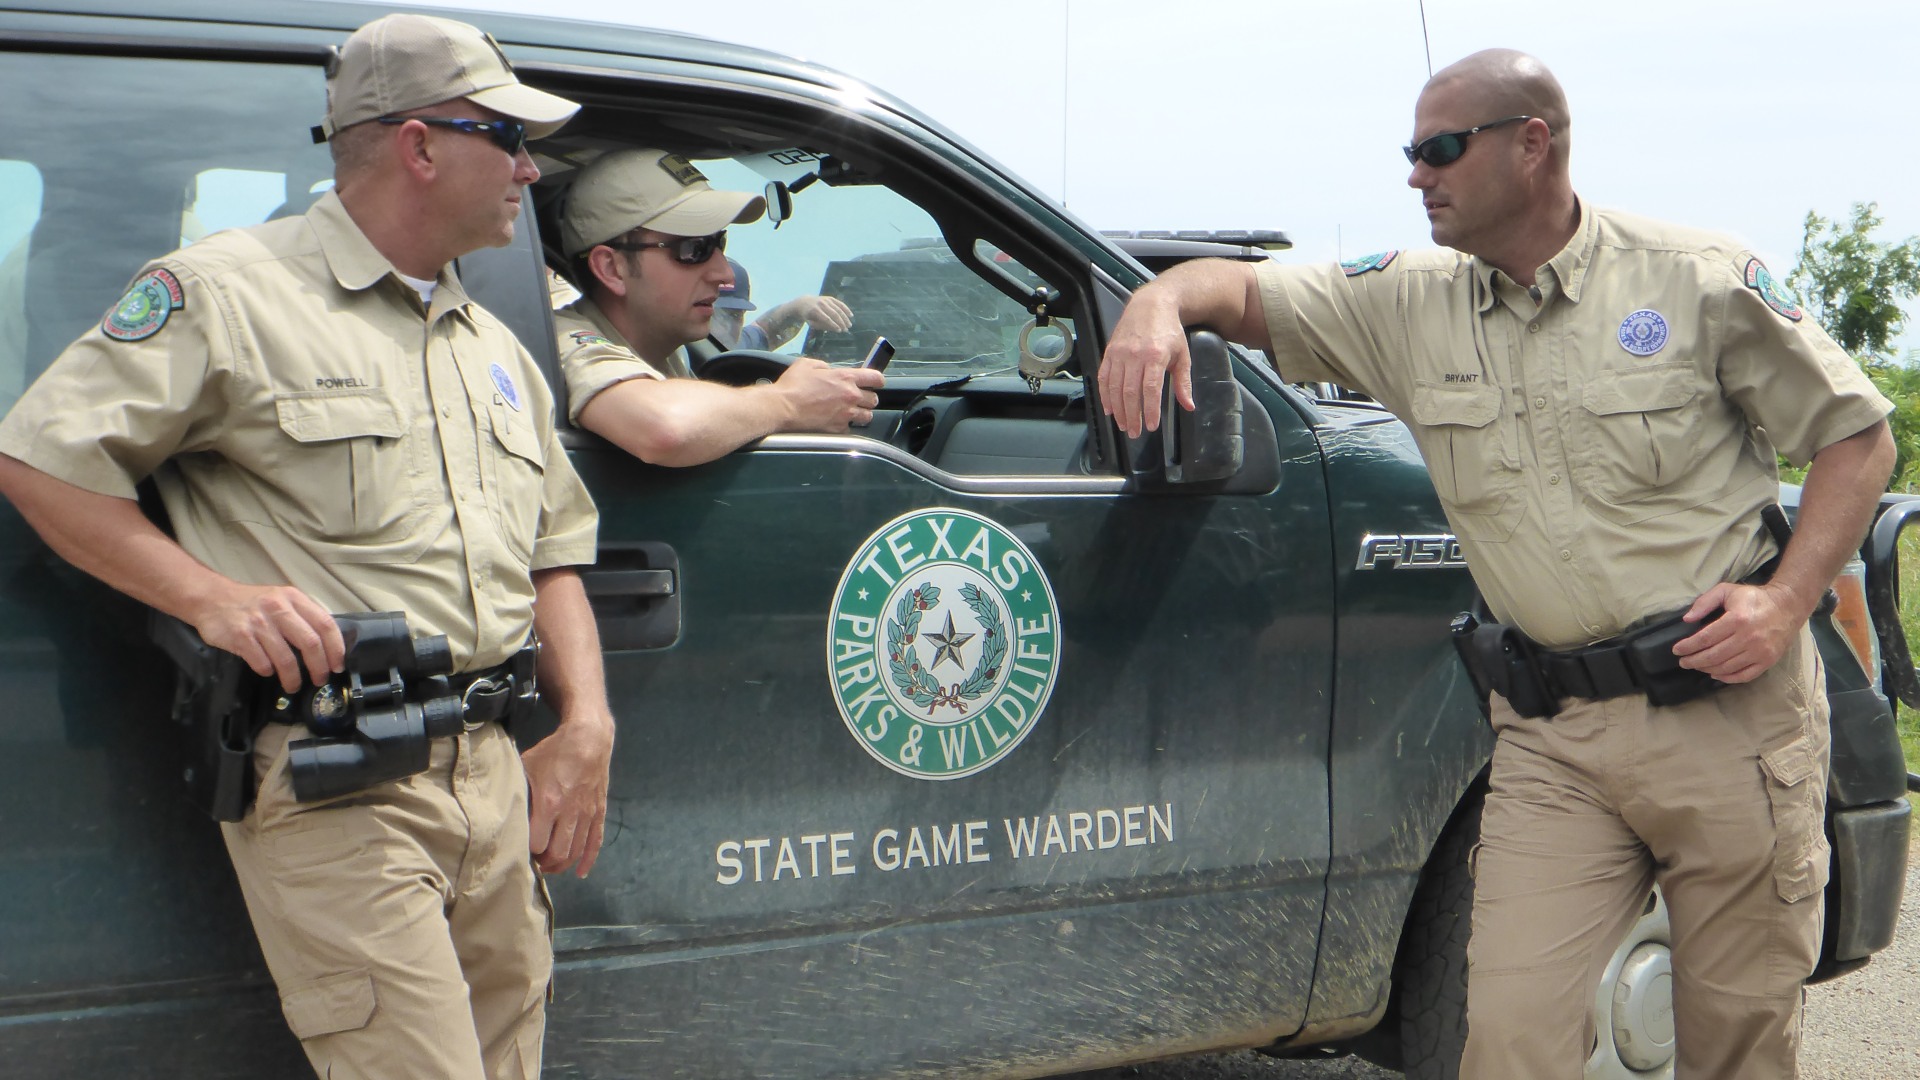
[0,192,599,671]
[1255,202,1891,649]
[553,295,688,422]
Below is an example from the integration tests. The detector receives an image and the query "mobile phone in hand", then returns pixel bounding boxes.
[862,336,895,372]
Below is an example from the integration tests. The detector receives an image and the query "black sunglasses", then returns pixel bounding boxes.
[605,231,728,266]
[377,116,528,156]
[1403,115,1533,168]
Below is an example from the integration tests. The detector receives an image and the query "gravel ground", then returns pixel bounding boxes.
[1058,834,1920,1080]
[1800,833,1920,1079]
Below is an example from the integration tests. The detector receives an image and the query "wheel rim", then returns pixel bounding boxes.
[1585,886,1675,1079]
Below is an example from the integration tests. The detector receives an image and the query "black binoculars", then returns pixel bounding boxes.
[279,612,464,803]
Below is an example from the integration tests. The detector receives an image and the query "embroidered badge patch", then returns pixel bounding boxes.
[1340,250,1399,276]
[568,329,613,348]
[1743,258,1803,322]
[490,362,522,411]
[1617,309,1669,356]
[102,268,184,342]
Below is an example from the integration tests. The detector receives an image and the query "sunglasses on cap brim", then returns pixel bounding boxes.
[376,116,529,156]
[604,231,728,266]
[1403,115,1533,168]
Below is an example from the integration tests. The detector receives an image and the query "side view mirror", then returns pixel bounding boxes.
[1866,497,1920,712]
[1161,329,1243,483]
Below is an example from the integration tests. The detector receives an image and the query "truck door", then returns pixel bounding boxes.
[526,143,1340,1074]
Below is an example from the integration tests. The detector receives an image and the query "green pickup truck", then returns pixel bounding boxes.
[0,3,1910,1078]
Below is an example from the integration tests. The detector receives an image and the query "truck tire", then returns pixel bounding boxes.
[1391,788,1481,1080]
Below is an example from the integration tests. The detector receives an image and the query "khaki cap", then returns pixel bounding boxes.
[319,14,579,141]
[560,148,766,257]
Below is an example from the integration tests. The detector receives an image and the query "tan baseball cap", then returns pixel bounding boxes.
[317,14,579,142]
[560,148,767,257]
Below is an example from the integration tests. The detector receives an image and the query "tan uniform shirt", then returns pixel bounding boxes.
[553,296,690,421]
[1255,202,1892,649]
[0,192,598,671]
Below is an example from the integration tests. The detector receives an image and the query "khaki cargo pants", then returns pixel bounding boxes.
[1462,629,1830,1080]
[221,721,552,1080]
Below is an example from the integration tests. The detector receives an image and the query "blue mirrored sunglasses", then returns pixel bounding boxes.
[377,116,528,156]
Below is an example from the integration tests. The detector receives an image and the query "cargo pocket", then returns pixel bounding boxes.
[1409,381,1523,542]
[280,970,376,1041]
[1758,733,1830,903]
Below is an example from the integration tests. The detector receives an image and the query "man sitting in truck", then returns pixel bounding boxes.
[553,147,883,466]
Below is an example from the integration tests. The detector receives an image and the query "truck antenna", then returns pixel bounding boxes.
[1419,0,1433,77]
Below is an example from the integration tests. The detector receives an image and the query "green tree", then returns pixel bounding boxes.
[1786,202,1920,490]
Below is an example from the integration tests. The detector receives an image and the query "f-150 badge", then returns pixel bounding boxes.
[1356,533,1467,570]
[829,508,1060,779]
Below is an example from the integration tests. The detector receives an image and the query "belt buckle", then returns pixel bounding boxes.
[461,674,512,732]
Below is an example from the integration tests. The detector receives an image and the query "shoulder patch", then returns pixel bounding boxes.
[102,268,184,342]
[1742,257,1803,322]
[1341,250,1398,276]
[568,329,614,348]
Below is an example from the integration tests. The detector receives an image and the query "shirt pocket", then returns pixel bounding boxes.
[273,388,427,560]
[1575,362,1706,518]
[481,405,546,566]
[1409,381,1524,542]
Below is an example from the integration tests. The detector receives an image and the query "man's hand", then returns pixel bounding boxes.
[756,295,853,349]
[192,584,345,693]
[1098,261,1269,439]
[522,709,615,877]
[775,357,884,432]
[1099,285,1194,438]
[1674,421,1894,684]
[791,295,853,334]
[1671,581,1802,684]
[524,566,616,877]
[0,456,346,693]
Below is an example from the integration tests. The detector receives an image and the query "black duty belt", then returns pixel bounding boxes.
[1451,608,1726,718]
[1449,507,1796,720]
[448,660,523,728]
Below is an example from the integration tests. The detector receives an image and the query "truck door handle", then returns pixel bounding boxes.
[584,568,675,598]
[583,542,681,651]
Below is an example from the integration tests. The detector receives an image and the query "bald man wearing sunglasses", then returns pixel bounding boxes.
[1100,48,1893,1080]
[554,148,882,467]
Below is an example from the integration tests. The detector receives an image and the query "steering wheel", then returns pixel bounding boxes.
[696,349,795,387]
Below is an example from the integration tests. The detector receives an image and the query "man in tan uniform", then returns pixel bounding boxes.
[554,148,882,466]
[0,14,615,1079]
[1099,49,1894,1080]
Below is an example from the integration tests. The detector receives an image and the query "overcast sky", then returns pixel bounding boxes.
[411,0,1920,339]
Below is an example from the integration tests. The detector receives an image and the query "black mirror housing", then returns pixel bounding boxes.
[1163,329,1243,483]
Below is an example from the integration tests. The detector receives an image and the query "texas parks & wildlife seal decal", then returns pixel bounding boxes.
[828,508,1060,779]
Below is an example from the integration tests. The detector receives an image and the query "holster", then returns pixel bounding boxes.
[1451,612,1557,718]
[149,610,264,821]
